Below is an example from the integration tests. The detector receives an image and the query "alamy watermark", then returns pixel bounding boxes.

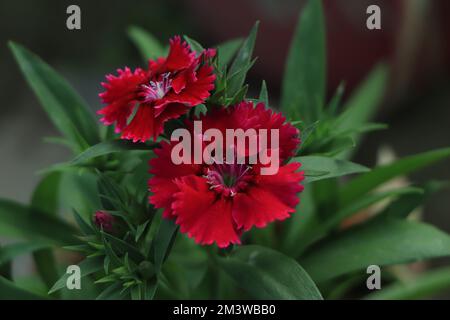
[170,121,280,176]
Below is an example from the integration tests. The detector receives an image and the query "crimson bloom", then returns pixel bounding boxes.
[98,36,216,142]
[149,101,304,248]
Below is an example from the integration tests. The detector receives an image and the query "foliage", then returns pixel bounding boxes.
[1,0,450,300]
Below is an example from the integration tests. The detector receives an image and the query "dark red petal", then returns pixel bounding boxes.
[148,141,202,218]
[256,162,304,208]
[232,163,304,231]
[98,67,147,132]
[232,187,293,231]
[172,175,241,248]
[228,101,300,161]
[165,36,196,71]
[153,102,190,138]
[121,105,155,143]
[148,57,166,76]
[149,177,180,219]
[163,65,216,107]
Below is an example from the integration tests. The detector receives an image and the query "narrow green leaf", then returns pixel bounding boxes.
[96,282,123,300]
[183,35,204,54]
[295,156,369,183]
[299,121,319,148]
[48,256,104,294]
[102,232,144,262]
[0,276,45,300]
[326,187,423,230]
[71,140,154,166]
[281,0,326,123]
[150,218,178,273]
[0,243,50,265]
[217,38,243,70]
[339,147,450,206]
[73,209,95,236]
[302,219,450,283]
[127,26,164,61]
[366,266,450,300]
[9,42,99,152]
[227,22,259,96]
[378,181,449,220]
[0,199,77,246]
[258,80,269,106]
[218,245,322,300]
[327,82,345,117]
[30,172,62,292]
[334,64,388,135]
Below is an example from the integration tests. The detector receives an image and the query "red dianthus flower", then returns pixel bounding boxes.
[98,36,216,142]
[148,101,304,248]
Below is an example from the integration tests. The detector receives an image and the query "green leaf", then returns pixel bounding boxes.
[227,22,259,97]
[9,42,99,152]
[73,209,95,236]
[327,82,345,117]
[70,140,154,166]
[291,187,423,256]
[334,64,387,159]
[31,172,61,215]
[339,147,450,206]
[334,64,387,135]
[127,26,164,61]
[135,220,150,242]
[217,38,243,70]
[302,219,450,283]
[218,245,322,300]
[102,232,144,262]
[30,172,62,292]
[295,156,369,183]
[378,181,449,220]
[366,266,450,300]
[281,0,326,123]
[0,243,50,265]
[96,282,123,300]
[299,121,319,148]
[0,276,45,300]
[183,35,204,54]
[258,80,269,106]
[48,256,104,294]
[280,187,316,257]
[325,187,423,230]
[150,218,178,273]
[0,199,77,246]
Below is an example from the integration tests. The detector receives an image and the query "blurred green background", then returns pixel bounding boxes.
[0,0,449,290]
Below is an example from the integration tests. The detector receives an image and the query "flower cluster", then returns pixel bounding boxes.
[99,36,304,247]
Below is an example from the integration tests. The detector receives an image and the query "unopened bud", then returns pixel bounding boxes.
[93,211,115,233]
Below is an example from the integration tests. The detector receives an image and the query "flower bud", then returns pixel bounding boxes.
[93,211,115,233]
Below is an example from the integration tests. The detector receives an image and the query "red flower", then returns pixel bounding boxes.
[148,101,304,248]
[98,36,216,142]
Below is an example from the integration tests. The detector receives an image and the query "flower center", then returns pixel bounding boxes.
[205,163,253,197]
[140,73,172,103]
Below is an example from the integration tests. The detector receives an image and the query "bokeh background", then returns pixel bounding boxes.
[1,0,449,290]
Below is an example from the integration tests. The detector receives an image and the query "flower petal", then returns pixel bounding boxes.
[163,64,216,107]
[172,175,241,248]
[121,105,155,142]
[232,163,304,231]
[165,36,196,71]
[98,67,147,132]
[149,142,202,218]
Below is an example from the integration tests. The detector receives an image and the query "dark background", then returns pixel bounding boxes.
[0,0,449,249]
